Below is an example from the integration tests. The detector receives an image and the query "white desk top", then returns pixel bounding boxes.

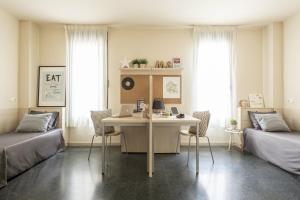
[151,115,199,124]
[102,115,199,124]
[102,116,148,123]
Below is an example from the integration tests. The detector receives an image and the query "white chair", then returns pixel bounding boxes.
[89,109,128,160]
[176,111,214,165]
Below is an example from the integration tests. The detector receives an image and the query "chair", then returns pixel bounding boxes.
[88,109,128,160]
[176,111,214,165]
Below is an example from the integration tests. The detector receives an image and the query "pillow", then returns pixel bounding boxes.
[254,113,291,132]
[16,113,52,133]
[30,110,59,130]
[248,111,276,129]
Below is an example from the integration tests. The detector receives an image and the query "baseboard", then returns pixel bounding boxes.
[67,142,228,147]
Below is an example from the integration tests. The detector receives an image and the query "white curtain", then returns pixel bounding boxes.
[192,26,236,128]
[65,25,108,127]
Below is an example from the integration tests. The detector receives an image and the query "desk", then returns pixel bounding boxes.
[101,115,200,177]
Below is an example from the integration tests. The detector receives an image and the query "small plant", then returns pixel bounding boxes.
[230,118,237,125]
[139,59,148,65]
[131,59,139,68]
[132,59,139,65]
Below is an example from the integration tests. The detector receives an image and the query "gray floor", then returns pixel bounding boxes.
[0,147,300,200]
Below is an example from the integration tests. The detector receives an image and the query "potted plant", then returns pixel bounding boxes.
[230,118,238,130]
[132,59,139,68]
[139,59,148,68]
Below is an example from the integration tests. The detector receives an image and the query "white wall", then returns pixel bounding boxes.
[283,12,300,130]
[18,21,40,114]
[262,23,283,109]
[0,9,19,133]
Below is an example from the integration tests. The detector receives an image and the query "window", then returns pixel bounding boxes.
[66,25,107,127]
[192,28,235,128]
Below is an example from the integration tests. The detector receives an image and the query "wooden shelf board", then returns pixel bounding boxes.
[120,67,183,75]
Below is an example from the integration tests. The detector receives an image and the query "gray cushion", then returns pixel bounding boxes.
[248,111,276,129]
[29,111,59,130]
[254,113,291,132]
[16,114,52,133]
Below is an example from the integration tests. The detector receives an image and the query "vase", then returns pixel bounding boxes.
[231,124,237,130]
[133,64,139,68]
[140,64,147,68]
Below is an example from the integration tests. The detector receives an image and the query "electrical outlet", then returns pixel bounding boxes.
[287,98,294,103]
[9,97,16,102]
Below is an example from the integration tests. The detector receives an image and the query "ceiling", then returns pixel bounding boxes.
[0,0,300,25]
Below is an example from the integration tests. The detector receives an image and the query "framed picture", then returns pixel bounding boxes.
[248,94,265,108]
[136,99,145,112]
[163,76,181,99]
[172,57,181,68]
[38,66,66,107]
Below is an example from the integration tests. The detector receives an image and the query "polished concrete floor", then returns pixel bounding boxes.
[0,147,299,200]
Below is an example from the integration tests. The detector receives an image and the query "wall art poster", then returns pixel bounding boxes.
[163,77,181,99]
[38,66,66,107]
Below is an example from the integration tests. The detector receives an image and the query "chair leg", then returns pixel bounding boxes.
[122,133,128,153]
[88,135,95,160]
[187,136,191,166]
[176,132,180,154]
[109,136,112,161]
[105,136,109,165]
[206,136,214,164]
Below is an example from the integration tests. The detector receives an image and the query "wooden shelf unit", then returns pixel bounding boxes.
[120,67,183,75]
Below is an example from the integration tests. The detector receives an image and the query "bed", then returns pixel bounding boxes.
[238,107,300,175]
[0,107,66,188]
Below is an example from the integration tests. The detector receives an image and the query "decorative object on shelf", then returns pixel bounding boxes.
[166,61,172,68]
[121,77,135,90]
[134,99,145,112]
[38,66,66,107]
[248,93,265,108]
[152,98,165,113]
[229,118,238,130]
[163,76,181,99]
[159,61,165,68]
[155,60,160,68]
[239,99,249,108]
[172,57,181,68]
[139,59,148,68]
[120,57,131,68]
[132,59,140,68]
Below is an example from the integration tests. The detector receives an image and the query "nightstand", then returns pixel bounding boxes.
[225,129,243,151]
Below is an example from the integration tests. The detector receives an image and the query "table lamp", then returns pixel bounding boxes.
[152,99,165,113]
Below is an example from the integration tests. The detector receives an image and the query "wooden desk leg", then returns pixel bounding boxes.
[102,123,105,175]
[196,122,199,174]
[148,122,153,177]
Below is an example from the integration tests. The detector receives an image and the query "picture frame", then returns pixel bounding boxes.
[248,93,265,108]
[38,66,66,107]
[172,57,181,68]
[163,76,181,99]
[137,99,145,111]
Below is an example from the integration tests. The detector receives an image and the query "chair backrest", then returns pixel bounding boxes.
[189,111,210,137]
[90,109,114,136]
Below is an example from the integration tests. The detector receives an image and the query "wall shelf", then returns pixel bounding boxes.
[120,67,183,75]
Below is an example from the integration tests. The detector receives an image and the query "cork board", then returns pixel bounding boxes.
[121,75,150,104]
[120,75,181,104]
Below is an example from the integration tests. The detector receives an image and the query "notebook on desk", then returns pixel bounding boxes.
[112,104,134,118]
